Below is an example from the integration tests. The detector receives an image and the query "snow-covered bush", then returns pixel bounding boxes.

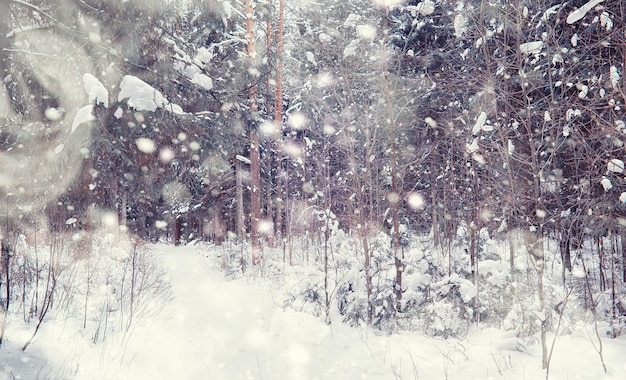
[4,229,170,346]
[215,220,626,345]
[282,266,326,318]
[336,270,369,326]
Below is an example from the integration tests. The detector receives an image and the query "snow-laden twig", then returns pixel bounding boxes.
[579,251,608,373]
[545,287,573,380]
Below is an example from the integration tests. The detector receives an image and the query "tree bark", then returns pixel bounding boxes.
[621,231,626,283]
[0,2,9,347]
[246,0,262,265]
[173,217,181,246]
[273,0,285,245]
[235,159,246,242]
[382,9,403,314]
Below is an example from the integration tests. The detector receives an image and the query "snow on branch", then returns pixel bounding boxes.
[566,0,605,25]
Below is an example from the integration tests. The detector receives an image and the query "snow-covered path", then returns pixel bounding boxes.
[119,245,391,380]
[119,245,277,379]
[103,245,309,379]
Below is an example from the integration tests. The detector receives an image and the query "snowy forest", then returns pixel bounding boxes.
[1,0,626,378]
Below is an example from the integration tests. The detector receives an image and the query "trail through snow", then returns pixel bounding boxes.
[117,244,391,379]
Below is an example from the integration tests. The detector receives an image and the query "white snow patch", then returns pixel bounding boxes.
[356,24,377,41]
[608,159,624,173]
[519,41,544,55]
[167,103,184,115]
[620,192,626,203]
[236,154,251,165]
[118,75,168,112]
[424,117,438,128]
[566,0,604,25]
[245,326,269,349]
[475,37,483,49]
[83,73,109,107]
[305,51,316,65]
[406,0,436,16]
[454,14,468,37]
[343,40,359,58]
[566,108,581,121]
[223,1,233,18]
[600,11,613,30]
[88,31,101,44]
[508,139,515,155]
[319,32,331,42]
[184,64,201,80]
[544,111,552,122]
[610,66,620,89]
[190,73,214,90]
[459,280,477,303]
[285,343,310,365]
[195,47,213,64]
[472,153,486,165]
[466,138,479,154]
[563,125,571,137]
[71,105,95,132]
[472,112,487,135]
[601,176,613,191]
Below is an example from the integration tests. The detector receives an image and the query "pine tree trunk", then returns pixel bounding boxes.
[431,173,439,246]
[527,230,548,369]
[621,232,626,282]
[235,159,246,241]
[120,192,127,229]
[264,0,275,248]
[382,9,402,314]
[246,0,262,265]
[0,240,8,346]
[611,234,618,338]
[509,233,515,270]
[0,4,7,339]
[273,0,285,245]
[362,233,373,325]
[173,217,181,246]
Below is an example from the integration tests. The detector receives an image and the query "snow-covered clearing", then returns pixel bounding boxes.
[2,243,626,379]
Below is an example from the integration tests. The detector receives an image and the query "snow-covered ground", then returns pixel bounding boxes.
[2,243,626,379]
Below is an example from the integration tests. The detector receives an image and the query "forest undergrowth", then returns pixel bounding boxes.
[0,230,171,351]
[214,227,626,349]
